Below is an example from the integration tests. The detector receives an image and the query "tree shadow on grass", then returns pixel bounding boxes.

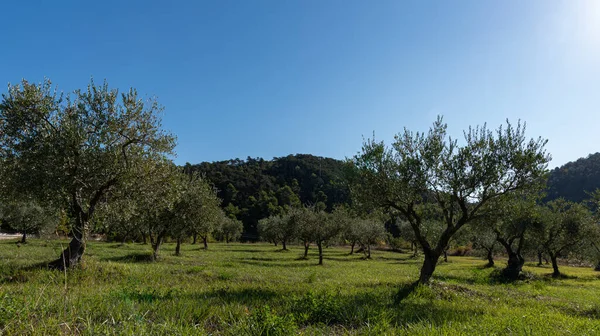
[101,252,154,263]
[322,256,367,262]
[236,260,317,268]
[221,249,269,253]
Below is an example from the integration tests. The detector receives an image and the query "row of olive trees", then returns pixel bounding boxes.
[95,164,243,260]
[258,206,387,264]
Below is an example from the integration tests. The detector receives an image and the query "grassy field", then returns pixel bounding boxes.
[1,239,600,335]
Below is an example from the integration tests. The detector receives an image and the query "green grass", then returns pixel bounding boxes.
[1,239,600,335]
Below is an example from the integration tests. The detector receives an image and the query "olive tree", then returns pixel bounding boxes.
[258,215,282,246]
[354,218,386,259]
[466,222,499,267]
[173,172,222,252]
[293,206,341,265]
[217,216,244,243]
[350,117,549,284]
[0,79,175,269]
[534,199,594,277]
[0,200,58,243]
[491,194,542,279]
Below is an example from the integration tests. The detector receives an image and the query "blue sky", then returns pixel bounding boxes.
[2,1,599,168]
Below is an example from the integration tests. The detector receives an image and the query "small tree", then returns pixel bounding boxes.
[219,216,244,243]
[534,199,593,277]
[292,207,318,259]
[468,224,499,267]
[178,174,222,251]
[258,215,282,246]
[0,200,58,243]
[354,218,386,259]
[299,207,342,265]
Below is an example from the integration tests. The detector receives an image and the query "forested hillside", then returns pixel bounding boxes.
[184,154,351,239]
[546,153,600,202]
[187,152,600,239]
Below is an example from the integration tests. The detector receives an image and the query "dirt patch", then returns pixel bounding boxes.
[0,233,21,240]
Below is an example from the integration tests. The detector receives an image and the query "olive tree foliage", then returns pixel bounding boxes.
[584,189,600,270]
[490,193,542,279]
[533,199,594,277]
[303,207,341,265]
[257,209,300,250]
[216,216,244,243]
[350,117,549,284]
[173,173,222,252]
[0,200,58,243]
[333,206,386,258]
[353,218,386,259]
[465,220,499,267]
[257,215,283,246]
[0,78,177,268]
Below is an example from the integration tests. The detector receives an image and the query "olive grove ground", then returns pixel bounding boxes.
[0,240,599,335]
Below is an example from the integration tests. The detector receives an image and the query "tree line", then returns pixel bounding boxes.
[1,79,600,286]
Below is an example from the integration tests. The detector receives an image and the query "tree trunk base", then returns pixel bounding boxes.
[48,237,85,270]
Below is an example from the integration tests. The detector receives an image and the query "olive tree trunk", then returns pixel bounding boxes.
[21,232,27,244]
[317,240,323,265]
[418,250,442,284]
[152,234,165,261]
[303,240,310,259]
[175,237,182,256]
[550,254,560,277]
[486,248,494,267]
[49,211,87,270]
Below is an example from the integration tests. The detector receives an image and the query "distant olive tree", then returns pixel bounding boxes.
[534,199,594,277]
[218,216,244,243]
[350,117,549,284]
[0,79,176,269]
[0,200,58,243]
[354,218,386,259]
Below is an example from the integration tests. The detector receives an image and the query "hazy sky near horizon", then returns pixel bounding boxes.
[2,1,600,168]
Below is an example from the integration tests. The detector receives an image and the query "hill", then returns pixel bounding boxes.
[546,153,600,202]
[184,154,351,238]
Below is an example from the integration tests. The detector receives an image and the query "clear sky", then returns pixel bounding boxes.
[2,1,599,168]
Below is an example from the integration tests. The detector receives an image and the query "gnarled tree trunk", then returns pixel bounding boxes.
[350,241,355,255]
[203,236,208,250]
[418,250,442,284]
[486,248,494,267]
[497,234,525,281]
[49,210,87,270]
[21,232,27,244]
[152,233,165,261]
[502,251,525,280]
[282,239,287,251]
